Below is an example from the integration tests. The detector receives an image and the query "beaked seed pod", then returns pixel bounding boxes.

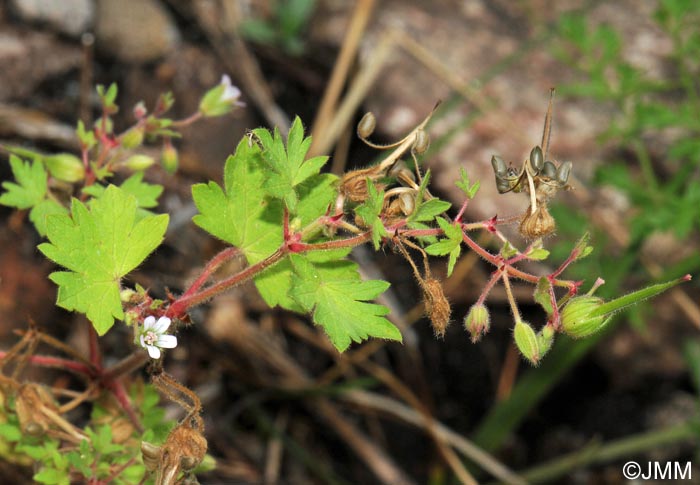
[413,129,430,154]
[542,161,557,179]
[530,146,544,173]
[513,320,542,365]
[560,295,609,338]
[557,160,572,185]
[464,303,490,343]
[357,112,376,139]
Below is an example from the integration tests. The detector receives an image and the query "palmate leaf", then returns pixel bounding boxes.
[0,155,68,236]
[191,138,337,310]
[252,116,328,211]
[38,185,168,335]
[289,254,401,351]
[425,217,463,276]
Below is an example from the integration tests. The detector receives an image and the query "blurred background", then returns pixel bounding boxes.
[1,0,699,483]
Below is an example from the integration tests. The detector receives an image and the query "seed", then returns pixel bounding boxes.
[357,112,376,139]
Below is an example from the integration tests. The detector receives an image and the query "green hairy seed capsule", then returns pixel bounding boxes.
[161,144,179,174]
[464,303,490,343]
[121,126,145,149]
[561,295,609,338]
[513,320,542,365]
[530,145,544,173]
[357,112,376,139]
[124,154,155,171]
[44,153,85,183]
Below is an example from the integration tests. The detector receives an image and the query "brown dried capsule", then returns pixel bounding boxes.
[357,112,376,139]
[422,277,451,338]
[541,161,557,179]
[557,160,572,185]
[413,129,430,154]
[519,204,556,239]
[530,146,544,173]
[398,191,415,215]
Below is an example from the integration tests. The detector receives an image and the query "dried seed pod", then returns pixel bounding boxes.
[15,384,55,436]
[530,146,544,173]
[357,112,376,139]
[541,160,557,179]
[413,129,430,154]
[142,441,162,471]
[388,160,417,187]
[422,277,451,338]
[398,192,415,215]
[519,204,556,239]
[557,160,572,185]
[156,419,208,485]
[491,155,508,177]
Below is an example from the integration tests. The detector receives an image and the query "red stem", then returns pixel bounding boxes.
[0,351,96,377]
[88,322,101,368]
[180,247,241,300]
[104,378,143,433]
[167,248,288,318]
[171,111,203,128]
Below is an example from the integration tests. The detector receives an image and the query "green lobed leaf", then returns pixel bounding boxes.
[409,198,452,223]
[0,155,48,209]
[289,254,401,351]
[425,217,462,257]
[455,167,480,199]
[30,199,68,237]
[38,185,168,335]
[354,179,387,250]
[534,277,554,314]
[253,117,328,211]
[192,138,337,310]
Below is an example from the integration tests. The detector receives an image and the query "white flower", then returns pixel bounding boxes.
[139,316,177,359]
[219,75,245,107]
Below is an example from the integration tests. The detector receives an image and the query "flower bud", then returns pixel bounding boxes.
[561,295,609,338]
[120,126,145,149]
[357,112,376,138]
[161,143,179,174]
[199,74,244,117]
[124,154,155,171]
[513,320,544,365]
[44,153,85,183]
[464,303,490,342]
